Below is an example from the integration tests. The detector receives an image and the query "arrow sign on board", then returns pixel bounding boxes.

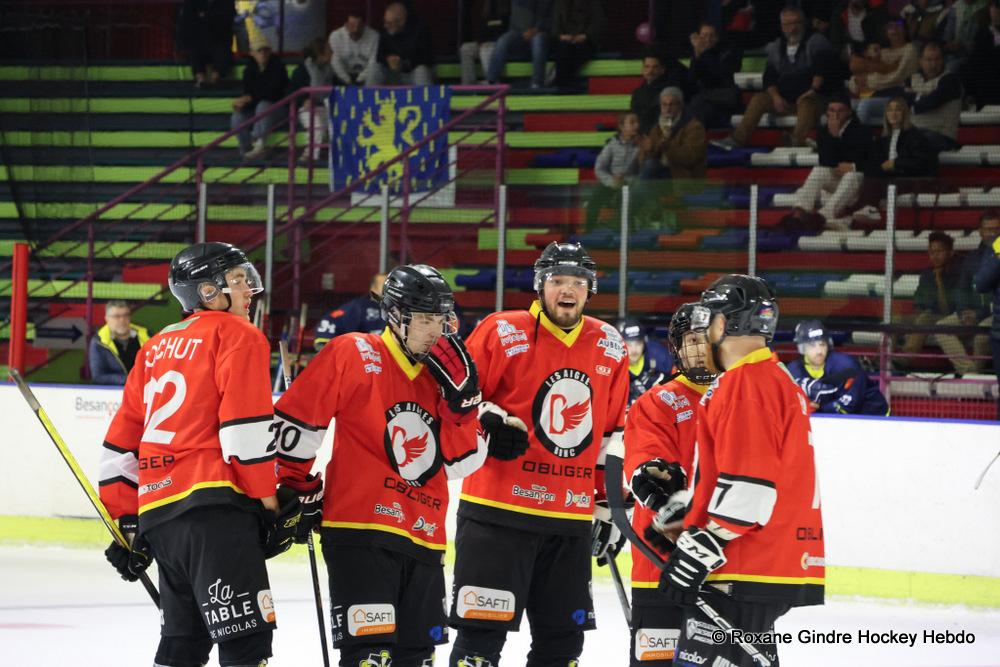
[33,317,87,350]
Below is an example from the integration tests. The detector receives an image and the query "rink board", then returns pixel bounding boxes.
[2,383,999,606]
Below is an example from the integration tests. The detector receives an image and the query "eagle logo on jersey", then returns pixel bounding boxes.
[384,402,441,487]
[532,369,594,458]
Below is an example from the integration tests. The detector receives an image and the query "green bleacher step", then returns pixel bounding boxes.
[0,279,166,300]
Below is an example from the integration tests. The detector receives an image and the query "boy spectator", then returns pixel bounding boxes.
[459,0,511,84]
[230,36,288,160]
[328,11,379,85]
[903,41,962,152]
[788,319,889,415]
[486,0,553,87]
[787,92,872,230]
[89,301,150,385]
[687,23,742,129]
[630,52,690,134]
[585,111,640,230]
[851,20,919,125]
[370,2,434,86]
[551,0,606,90]
[713,7,838,150]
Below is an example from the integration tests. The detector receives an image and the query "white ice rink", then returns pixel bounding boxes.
[2,546,999,666]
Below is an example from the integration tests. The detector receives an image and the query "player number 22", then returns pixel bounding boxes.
[142,370,187,445]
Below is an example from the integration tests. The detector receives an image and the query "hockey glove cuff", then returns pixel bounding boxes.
[479,401,530,461]
[660,526,728,606]
[279,474,323,543]
[262,487,302,558]
[425,335,482,424]
[630,459,687,512]
[591,500,627,567]
[104,516,152,582]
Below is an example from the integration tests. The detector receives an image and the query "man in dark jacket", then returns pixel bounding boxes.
[313,273,387,350]
[713,6,837,148]
[630,51,690,134]
[88,301,151,384]
[789,92,871,228]
[687,22,742,129]
[973,211,1000,418]
[829,0,890,59]
[230,37,288,159]
[370,2,434,85]
[551,0,605,89]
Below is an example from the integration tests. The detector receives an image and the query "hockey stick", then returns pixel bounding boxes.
[604,442,772,667]
[606,551,632,625]
[974,449,1000,490]
[293,302,308,378]
[278,341,331,667]
[9,369,161,607]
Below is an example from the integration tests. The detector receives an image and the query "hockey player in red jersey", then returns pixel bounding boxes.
[447,242,630,667]
[624,303,716,666]
[100,242,295,667]
[660,274,825,667]
[271,264,503,667]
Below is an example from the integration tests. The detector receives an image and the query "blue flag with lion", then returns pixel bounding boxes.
[330,86,451,194]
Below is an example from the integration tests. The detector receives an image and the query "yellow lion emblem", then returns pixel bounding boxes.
[356,94,423,190]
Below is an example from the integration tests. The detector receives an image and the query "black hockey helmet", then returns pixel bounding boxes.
[380,264,457,360]
[794,319,831,355]
[668,302,717,384]
[617,316,646,342]
[168,242,262,312]
[533,241,598,295]
[699,274,779,342]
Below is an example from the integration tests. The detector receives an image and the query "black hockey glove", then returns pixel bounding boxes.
[104,515,152,582]
[478,401,530,461]
[660,526,728,606]
[630,459,687,513]
[643,522,676,554]
[425,335,482,424]
[262,487,302,559]
[591,500,627,567]
[279,474,324,543]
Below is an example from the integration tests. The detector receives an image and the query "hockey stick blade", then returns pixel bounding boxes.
[974,449,1000,490]
[604,450,771,667]
[10,369,160,607]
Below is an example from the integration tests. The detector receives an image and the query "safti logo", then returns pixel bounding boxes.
[456,586,515,621]
[257,589,275,623]
[347,603,396,636]
[635,628,679,661]
[532,369,594,458]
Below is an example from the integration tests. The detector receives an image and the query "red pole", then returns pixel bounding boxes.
[8,243,28,375]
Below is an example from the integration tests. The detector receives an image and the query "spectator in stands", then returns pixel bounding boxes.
[786,92,871,231]
[851,20,920,125]
[328,11,379,85]
[459,0,511,85]
[829,0,890,61]
[712,7,838,150]
[289,37,334,163]
[630,51,690,134]
[617,317,674,406]
[938,0,989,72]
[903,41,962,153]
[687,22,743,129]
[369,2,434,85]
[89,301,150,385]
[230,36,288,160]
[633,87,706,226]
[806,1,839,36]
[585,111,640,230]
[788,319,889,415]
[550,0,606,90]
[901,0,948,45]
[902,230,984,374]
[972,211,1000,418]
[180,0,236,88]
[965,0,1000,108]
[486,0,553,88]
[958,210,1000,367]
[313,273,388,350]
[866,95,938,178]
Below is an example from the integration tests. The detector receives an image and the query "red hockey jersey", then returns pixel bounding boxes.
[274,330,482,564]
[99,310,276,531]
[686,348,825,606]
[458,301,629,536]
[624,375,705,602]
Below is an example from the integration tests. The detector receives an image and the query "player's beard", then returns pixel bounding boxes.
[547,301,584,329]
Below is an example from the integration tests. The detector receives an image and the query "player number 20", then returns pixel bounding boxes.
[267,420,301,453]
